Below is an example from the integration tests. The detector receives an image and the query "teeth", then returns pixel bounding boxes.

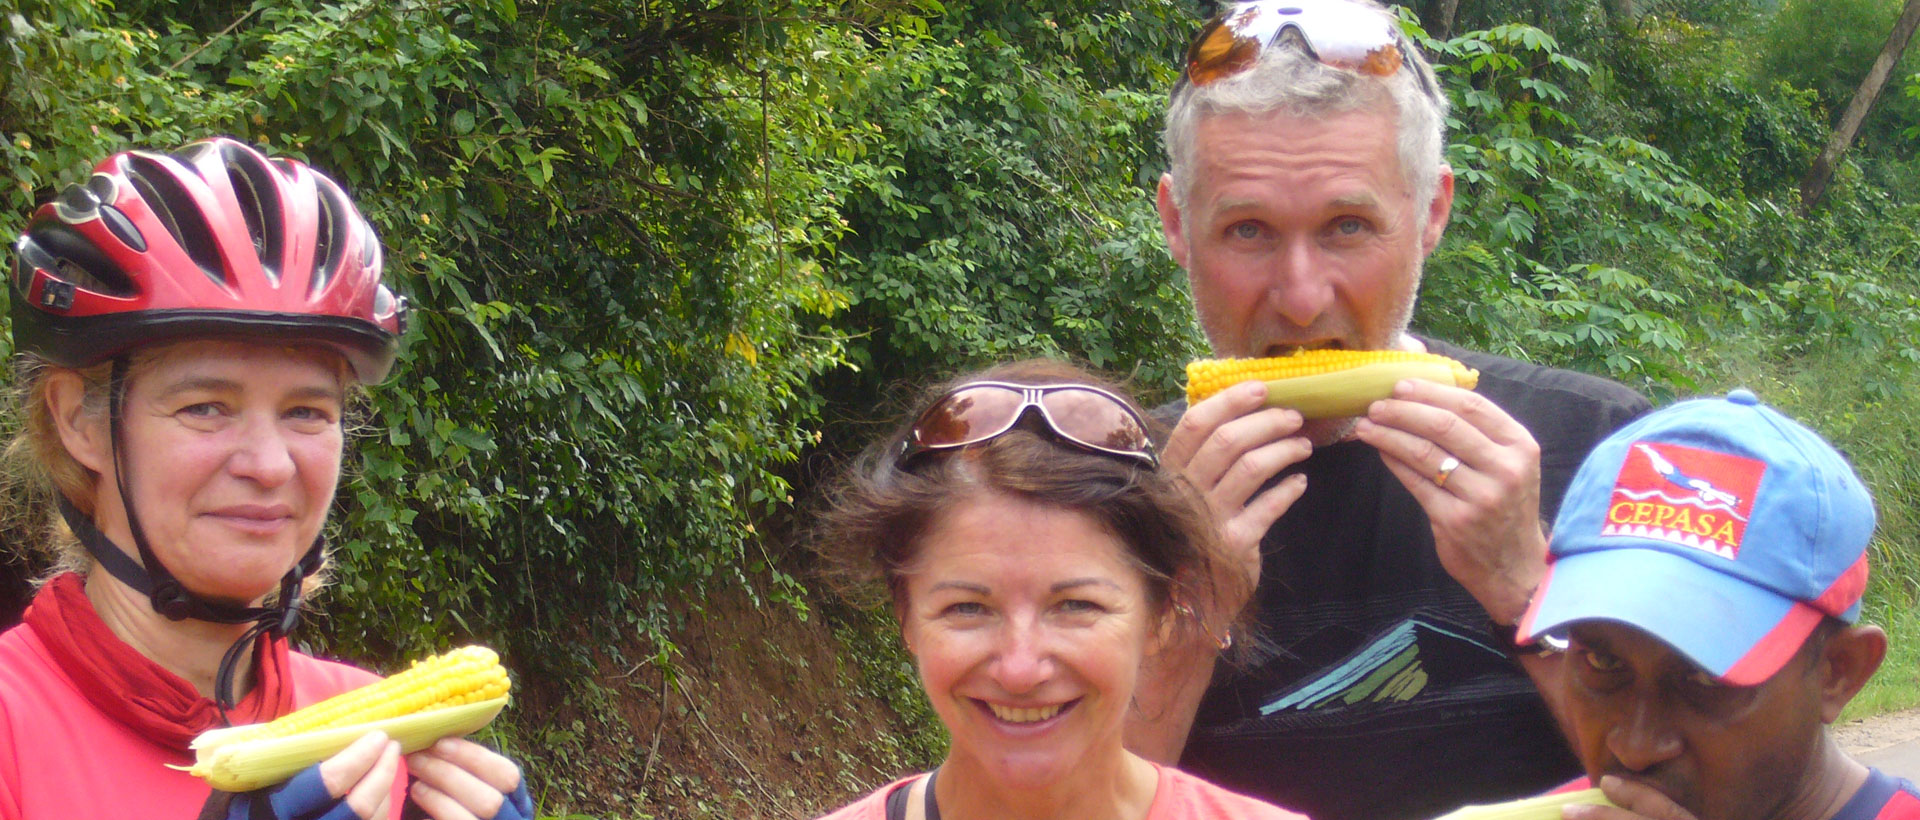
[988,703,1063,723]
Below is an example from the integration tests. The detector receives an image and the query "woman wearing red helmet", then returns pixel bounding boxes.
[0,138,530,820]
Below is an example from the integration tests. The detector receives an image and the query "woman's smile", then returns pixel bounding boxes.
[984,700,1072,725]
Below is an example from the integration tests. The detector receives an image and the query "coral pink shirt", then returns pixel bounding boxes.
[814,762,1310,820]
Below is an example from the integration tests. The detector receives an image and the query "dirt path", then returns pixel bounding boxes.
[1835,707,1920,755]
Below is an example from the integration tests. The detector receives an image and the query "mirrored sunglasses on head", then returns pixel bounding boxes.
[896,381,1159,470]
[1177,0,1437,100]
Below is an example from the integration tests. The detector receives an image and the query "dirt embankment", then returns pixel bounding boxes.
[1837,708,1920,756]
[508,581,930,820]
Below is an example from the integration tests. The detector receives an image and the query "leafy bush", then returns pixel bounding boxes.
[791,1,1205,414]
[1412,20,1719,395]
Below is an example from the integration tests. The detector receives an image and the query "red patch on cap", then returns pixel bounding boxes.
[1602,441,1766,559]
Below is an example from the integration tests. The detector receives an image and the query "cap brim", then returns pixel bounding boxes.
[1519,548,1826,685]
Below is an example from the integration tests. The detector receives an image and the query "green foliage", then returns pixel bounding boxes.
[794,1,1204,411]
[1757,0,1917,109]
[1588,14,1826,197]
[1757,0,1920,187]
[1413,19,1723,394]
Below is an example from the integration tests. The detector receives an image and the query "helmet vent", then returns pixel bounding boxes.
[15,229,136,298]
[126,155,229,291]
[225,158,284,284]
[54,259,103,296]
[309,185,347,295]
[99,205,147,253]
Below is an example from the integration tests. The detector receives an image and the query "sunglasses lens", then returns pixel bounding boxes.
[1186,17,1262,86]
[910,385,1024,450]
[1183,0,1404,87]
[1041,389,1152,454]
[1292,2,1401,74]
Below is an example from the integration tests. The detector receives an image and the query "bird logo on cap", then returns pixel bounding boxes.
[1634,444,1742,508]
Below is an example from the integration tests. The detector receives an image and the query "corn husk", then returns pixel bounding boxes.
[177,696,509,792]
[1432,788,1616,820]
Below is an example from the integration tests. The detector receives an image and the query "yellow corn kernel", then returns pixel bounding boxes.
[1431,787,1614,820]
[1186,350,1479,419]
[183,645,511,792]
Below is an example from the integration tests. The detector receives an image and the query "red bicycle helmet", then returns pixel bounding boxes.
[9,136,406,382]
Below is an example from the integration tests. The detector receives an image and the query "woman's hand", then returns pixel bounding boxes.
[223,730,402,820]
[405,738,533,820]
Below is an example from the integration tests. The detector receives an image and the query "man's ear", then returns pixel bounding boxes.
[45,370,111,476]
[1156,174,1191,270]
[1816,624,1887,723]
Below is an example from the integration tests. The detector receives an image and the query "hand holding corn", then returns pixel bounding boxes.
[183,645,511,792]
[1187,350,1480,419]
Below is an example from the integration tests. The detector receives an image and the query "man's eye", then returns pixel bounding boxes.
[1229,222,1263,240]
[1581,649,1623,673]
[1058,599,1104,614]
[1333,217,1367,235]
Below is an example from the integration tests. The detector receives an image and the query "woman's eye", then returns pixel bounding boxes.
[287,405,337,423]
[942,601,987,618]
[179,402,223,418]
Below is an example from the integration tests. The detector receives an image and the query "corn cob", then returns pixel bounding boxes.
[1429,787,1615,820]
[181,645,511,792]
[1186,350,1480,418]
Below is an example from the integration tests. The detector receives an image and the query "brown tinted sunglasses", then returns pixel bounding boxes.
[898,381,1159,469]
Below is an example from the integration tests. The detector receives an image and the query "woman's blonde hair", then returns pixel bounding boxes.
[0,356,110,575]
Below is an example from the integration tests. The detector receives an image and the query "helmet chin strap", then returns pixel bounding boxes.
[62,357,325,719]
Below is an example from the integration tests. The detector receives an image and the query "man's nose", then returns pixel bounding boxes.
[1607,697,1684,773]
[1266,239,1335,328]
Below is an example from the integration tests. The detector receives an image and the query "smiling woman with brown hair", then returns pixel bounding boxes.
[810,359,1304,820]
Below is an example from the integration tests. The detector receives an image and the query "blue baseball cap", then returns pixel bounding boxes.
[1518,389,1875,685]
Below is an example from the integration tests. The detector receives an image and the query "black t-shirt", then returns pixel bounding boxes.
[1165,340,1650,820]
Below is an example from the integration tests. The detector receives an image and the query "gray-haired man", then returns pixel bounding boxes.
[1130,3,1649,820]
